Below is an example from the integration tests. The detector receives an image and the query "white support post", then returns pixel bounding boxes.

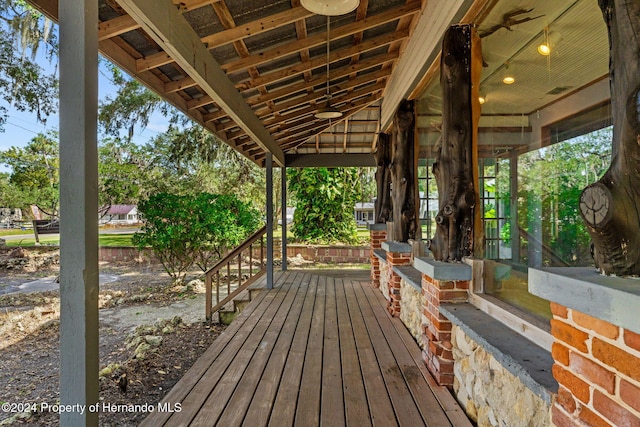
[281,166,287,271]
[266,153,274,288]
[59,0,99,425]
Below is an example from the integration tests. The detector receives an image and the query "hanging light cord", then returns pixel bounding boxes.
[325,15,331,101]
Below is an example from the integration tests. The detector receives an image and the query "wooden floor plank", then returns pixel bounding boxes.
[141,271,470,427]
[217,272,311,426]
[139,272,279,427]
[321,276,345,426]
[294,274,326,427]
[360,282,453,427]
[335,278,372,427]
[344,279,399,427]
[265,274,319,427]
[166,278,295,426]
[369,281,473,427]
[351,281,426,427]
[189,277,302,426]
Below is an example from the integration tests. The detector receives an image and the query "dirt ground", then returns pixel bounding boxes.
[0,248,225,426]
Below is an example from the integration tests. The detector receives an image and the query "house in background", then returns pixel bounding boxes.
[99,205,139,225]
[354,202,374,225]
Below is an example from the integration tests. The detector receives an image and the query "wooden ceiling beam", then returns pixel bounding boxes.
[136,5,314,72]
[119,0,284,166]
[238,50,399,92]
[167,29,405,100]
[278,93,381,151]
[263,82,385,127]
[183,50,396,120]
[247,55,391,106]
[222,2,420,74]
[99,0,218,41]
[255,68,390,119]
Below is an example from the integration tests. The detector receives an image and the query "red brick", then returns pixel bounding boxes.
[557,386,576,413]
[624,330,640,353]
[620,379,640,413]
[553,342,571,366]
[552,404,576,427]
[573,311,619,340]
[578,405,613,427]
[553,364,591,404]
[455,280,470,290]
[438,289,469,302]
[551,302,569,319]
[422,274,433,284]
[436,280,455,290]
[593,389,640,427]
[569,352,616,394]
[593,338,640,381]
[551,319,590,353]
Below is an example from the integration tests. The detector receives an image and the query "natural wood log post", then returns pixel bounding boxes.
[390,100,417,242]
[580,0,640,276]
[428,25,482,262]
[374,133,392,223]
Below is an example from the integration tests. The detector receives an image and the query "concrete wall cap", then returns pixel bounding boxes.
[382,241,412,253]
[413,256,472,281]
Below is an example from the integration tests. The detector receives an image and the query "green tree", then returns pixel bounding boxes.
[132,192,261,282]
[0,131,59,216]
[287,167,361,244]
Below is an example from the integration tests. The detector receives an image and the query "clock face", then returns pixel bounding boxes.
[580,185,610,226]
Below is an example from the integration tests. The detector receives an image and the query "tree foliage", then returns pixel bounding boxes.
[132,192,261,282]
[516,128,612,266]
[0,0,58,129]
[287,167,361,244]
[0,131,59,216]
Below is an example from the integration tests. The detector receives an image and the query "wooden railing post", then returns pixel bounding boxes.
[205,272,212,322]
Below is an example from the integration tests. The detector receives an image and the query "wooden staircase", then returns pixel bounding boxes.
[205,226,267,324]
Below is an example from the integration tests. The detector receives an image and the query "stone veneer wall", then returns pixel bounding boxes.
[452,324,551,426]
[550,303,640,427]
[379,258,390,302]
[400,279,425,349]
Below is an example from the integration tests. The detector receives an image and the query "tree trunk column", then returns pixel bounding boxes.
[429,25,482,262]
[390,100,417,243]
[579,0,640,276]
[59,0,100,425]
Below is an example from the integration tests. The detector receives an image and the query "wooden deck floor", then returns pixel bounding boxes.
[141,270,471,427]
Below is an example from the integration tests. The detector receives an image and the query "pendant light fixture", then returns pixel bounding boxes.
[301,0,359,16]
[314,15,343,120]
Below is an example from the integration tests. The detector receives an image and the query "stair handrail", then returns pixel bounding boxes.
[205,225,267,322]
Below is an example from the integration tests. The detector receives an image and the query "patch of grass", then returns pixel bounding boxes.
[4,233,134,247]
[0,229,32,236]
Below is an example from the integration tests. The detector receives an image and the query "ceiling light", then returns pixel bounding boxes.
[478,94,486,105]
[315,104,343,119]
[314,15,343,120]
[502,63,515,85]
[301,0,360,16]
[537,30,562,56]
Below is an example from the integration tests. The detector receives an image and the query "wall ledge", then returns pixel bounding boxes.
[414,257,471,281]
[367,223,388,231]
[393,265,422,291]
[441,303,557,405]
[373,248,387,262]
[382,241,412,253]
[529,267,640,334]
